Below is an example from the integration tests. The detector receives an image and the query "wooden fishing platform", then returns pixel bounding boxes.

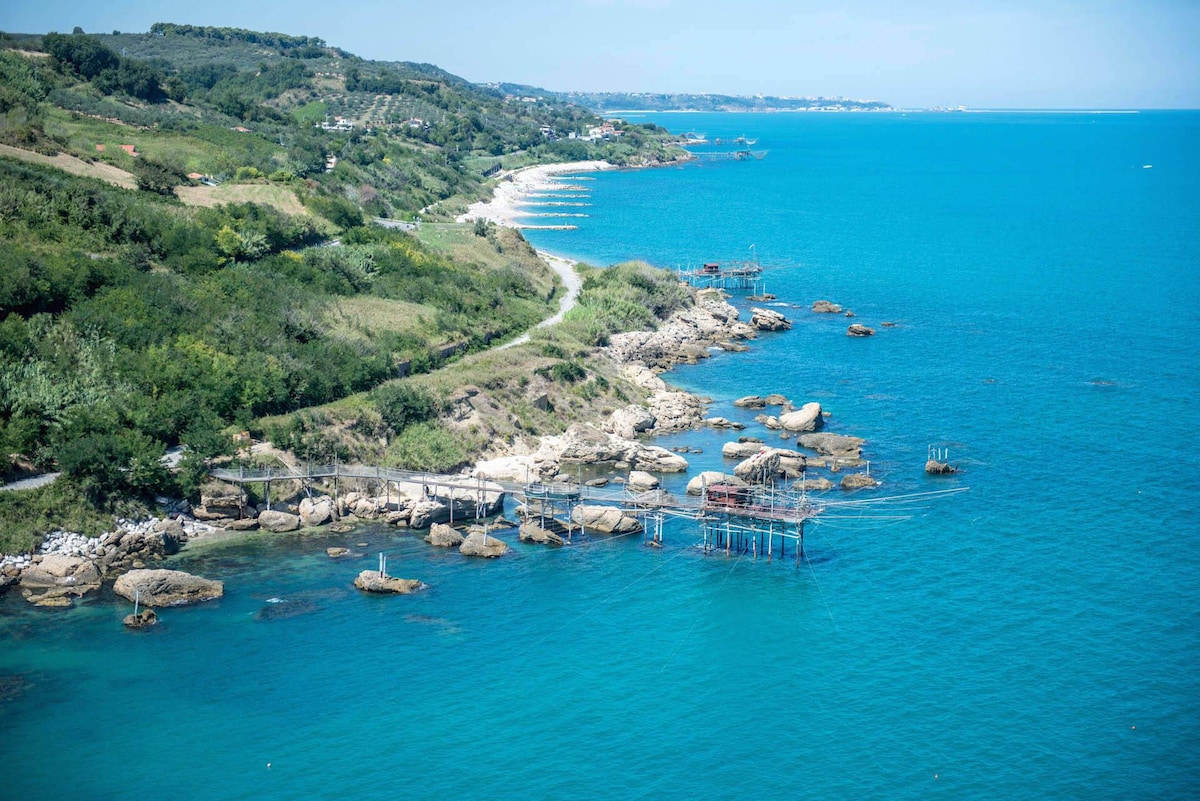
[210,463,965,564]
[678,257,765,293]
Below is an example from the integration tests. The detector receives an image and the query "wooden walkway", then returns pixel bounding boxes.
[210,463,964,562]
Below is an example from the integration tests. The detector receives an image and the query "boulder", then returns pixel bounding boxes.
[749,307,792,331]
[794,477,835,492]
[841,473,879,490]
[622,363,667,392]
[733,395,767,409]
[225,518,259,532]
[847,324,875,337]
[705,417,744,430]
[459,532,508,558]
[352,498,382,518]
[570,505,643,534]
[198,491,244,519]
[609,405,656,439]
[925,459,957,475]
[812,300,843,313]
[764,394,790,406]
[734,449,782,483]
[555,424,631,463]
[626,471,661,492]
[299,497,333,528]
[686,471,747,496]
[425,523,464,548]
[519,523,565,546]
[34,554,86,579]
[19,556,102,598]
[354,571,425,594]
[326,547,350,558]
[678,342,711,363]
[722,441,767,459]
[24,592,72,607]
[258,510,301,532]
[113,569,224,607]
[797,432,865,458]
[123,609,158,629]
[778,402,823,432]
[408,499,449,530]
[631,446,688,473]
[647,391,707,432]
[754,413,782,430]
[776,452,809,478]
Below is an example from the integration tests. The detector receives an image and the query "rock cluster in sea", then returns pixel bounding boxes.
[605,292,758,370]
[0,516,207,607]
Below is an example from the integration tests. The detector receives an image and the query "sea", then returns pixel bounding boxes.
[2,111,1198,800]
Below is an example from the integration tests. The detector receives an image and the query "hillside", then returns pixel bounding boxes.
[0,24,689,549]
[0,25,686,220]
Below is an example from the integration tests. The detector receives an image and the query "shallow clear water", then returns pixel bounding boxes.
[3,111,1198,799]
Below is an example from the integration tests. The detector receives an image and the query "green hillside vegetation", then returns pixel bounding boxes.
[0,24,688,552]
[257,261,693,474]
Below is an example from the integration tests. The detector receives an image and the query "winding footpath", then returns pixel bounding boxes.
[499,250,582,351]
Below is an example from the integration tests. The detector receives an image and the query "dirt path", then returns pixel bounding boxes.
[497,250,582,351]
[0,143,137,189]
[0,473,61,493]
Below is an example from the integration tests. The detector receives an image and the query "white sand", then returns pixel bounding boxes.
[457,160,613,229]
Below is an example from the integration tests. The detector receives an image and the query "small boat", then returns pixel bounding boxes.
[735,135,758,145]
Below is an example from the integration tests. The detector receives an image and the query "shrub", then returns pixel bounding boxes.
[371,383,442,435]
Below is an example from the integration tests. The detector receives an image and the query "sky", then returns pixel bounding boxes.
[2,0,1198,108]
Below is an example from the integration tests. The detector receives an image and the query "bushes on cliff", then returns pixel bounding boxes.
[372,383,442,435]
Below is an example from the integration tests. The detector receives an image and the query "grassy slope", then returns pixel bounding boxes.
[0,141,137,188]
[252,259,692,474]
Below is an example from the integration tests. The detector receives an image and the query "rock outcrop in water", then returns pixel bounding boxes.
[123,609,158,628]
[113,569,224,607]
[519,522,565,546]
[778,402,823,432]
[840,473,878,490]
[459,531,509,558]
[606,292,756,371]
[570,505,643,534]
[354,571,425,594]
[425,523,465,548]
[749,307,792,331]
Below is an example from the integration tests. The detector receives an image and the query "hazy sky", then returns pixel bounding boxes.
[2,0,1197,108]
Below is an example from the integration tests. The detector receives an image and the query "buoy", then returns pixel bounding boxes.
[267,763,272,769]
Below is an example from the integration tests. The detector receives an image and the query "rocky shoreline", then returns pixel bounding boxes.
[0,163,891,616]
[0,284,885,611]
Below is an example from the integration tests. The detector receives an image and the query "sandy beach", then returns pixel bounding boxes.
[457,160,613,229]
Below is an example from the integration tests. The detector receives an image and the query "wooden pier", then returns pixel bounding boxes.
[678,258,765,293]
[210,463,965,564]
[690,149,768,161]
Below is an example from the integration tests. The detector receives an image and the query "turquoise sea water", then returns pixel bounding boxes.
[3,112,1198,799]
